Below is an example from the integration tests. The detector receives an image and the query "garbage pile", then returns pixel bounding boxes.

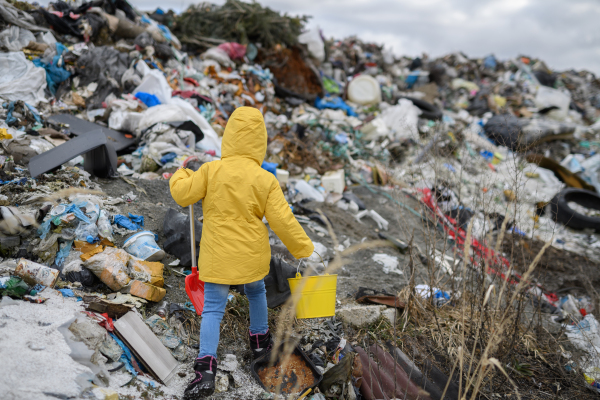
[0,0,600,397]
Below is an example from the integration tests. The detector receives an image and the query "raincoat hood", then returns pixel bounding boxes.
[221,107,267,165]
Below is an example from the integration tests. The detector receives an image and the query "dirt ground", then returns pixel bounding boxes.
[96,177,441,304]
[502,233,600,299]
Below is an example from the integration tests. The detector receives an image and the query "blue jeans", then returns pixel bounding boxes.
[198,279,269,359]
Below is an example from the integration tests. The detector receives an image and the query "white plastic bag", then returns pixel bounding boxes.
[200,47,233,67]
[137,101,222,153]
[0,26,35,51]
[380,99,422,141]
[298,27,325,62]
[0,51,47,104]
[535,86,570,120]
[132,68,172,105]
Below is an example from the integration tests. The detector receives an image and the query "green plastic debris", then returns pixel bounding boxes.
[2,277,29,298]
[322,77,340,94]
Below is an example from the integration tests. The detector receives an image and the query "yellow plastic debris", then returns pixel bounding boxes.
[0,128,13,140]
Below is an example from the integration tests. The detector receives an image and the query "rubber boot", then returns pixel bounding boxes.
[183,356,217,399]
[249,329,272,360]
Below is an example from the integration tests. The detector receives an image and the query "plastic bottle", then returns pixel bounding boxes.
[97,210,114,242]
[75,220,98,242]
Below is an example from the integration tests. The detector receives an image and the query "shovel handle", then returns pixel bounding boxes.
[189,205,196,269]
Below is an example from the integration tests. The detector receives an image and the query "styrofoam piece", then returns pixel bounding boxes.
[321,169,345,194]
[276,168,289,184]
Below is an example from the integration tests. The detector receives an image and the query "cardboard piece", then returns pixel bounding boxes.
[113,311,179,384]
[130,280,166,302]
[128,259,165,287]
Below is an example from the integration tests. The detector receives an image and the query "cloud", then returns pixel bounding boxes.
[33,0,600,73]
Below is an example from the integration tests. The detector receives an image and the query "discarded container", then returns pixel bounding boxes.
[156,300,168,318]
[293,180,325,202]
[347,75,382,105]
[287,272,337,319]
[15,258,59,287]
[123,231,165,261]
[321,169,345,194]
[251,342,323,396]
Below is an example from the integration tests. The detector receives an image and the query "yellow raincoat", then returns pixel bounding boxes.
[169,107,314,284]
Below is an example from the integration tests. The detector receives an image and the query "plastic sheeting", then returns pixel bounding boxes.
[0,52,47,105]
[0,26,35,52]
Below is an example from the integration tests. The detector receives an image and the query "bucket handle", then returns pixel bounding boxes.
[296,259,305,276]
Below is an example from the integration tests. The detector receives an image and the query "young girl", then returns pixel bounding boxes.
[170,107,314,399]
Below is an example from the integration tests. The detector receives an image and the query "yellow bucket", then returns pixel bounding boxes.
[287,272,337,319]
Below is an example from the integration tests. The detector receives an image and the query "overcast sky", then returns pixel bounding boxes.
[33,0,600,73]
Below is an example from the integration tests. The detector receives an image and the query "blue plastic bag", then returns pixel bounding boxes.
[55,240,73,267]
[315,96,357,117]
[32,55,71,95]
[135,92,161,108]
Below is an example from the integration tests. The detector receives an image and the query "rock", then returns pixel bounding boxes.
[218,353,239,372]
[215,371,229,393]
[382,308,398,325]
[337,305,386,327]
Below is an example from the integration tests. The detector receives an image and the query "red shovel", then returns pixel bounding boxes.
[185,205,205,315]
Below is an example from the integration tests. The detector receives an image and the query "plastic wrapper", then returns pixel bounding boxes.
[83,247,130,291]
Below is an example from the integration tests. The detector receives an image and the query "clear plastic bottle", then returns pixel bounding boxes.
[75,221,98,242]
[97,210,114,242]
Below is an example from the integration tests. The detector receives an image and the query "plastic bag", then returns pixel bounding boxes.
[132,62,173,105]
[380,99,422,141]
[0,52,47,105]
[0,26,35,52]
[83,247,130,291]
[535,86,570,120]
[162,208,201,267]
[298,28,325,62]
[55,239,73,268]
[1,276,29,297]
